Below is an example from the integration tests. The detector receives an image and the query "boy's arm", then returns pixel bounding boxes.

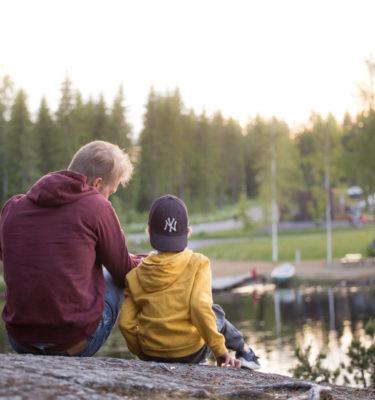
[190,259,227,358]
[118,286,142,357]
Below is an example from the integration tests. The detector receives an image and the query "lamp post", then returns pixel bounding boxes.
[325,128,333,267]
[271,128,278,263]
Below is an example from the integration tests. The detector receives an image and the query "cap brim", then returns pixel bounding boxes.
[150,231,188,252]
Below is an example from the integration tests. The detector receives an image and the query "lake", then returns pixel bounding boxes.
[1,283,374,382]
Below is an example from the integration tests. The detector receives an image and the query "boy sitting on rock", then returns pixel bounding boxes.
[119,195,260,369]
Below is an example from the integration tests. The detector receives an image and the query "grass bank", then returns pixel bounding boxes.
[198,225,375,262]
[120,202,252,233]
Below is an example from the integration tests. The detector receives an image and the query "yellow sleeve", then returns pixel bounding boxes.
[118,286,142,357]
[190,258,227,358]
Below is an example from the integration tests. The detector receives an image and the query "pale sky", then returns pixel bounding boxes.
[1,0,374,135]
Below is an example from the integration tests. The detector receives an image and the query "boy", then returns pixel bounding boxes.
[119,195,260,369]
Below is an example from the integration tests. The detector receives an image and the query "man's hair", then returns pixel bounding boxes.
[68,140,133,186]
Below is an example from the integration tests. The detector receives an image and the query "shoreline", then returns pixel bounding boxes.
[1,259,375,292]
[211,258,375,284]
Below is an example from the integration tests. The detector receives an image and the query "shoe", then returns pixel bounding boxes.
[235,348,261,370]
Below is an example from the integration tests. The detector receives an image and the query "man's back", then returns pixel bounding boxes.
[1,170,131,348]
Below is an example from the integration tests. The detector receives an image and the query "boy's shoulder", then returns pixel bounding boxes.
[125,266,139,286]
[190,251,210,268]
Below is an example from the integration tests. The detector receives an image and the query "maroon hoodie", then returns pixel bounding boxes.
[0,170,138,348]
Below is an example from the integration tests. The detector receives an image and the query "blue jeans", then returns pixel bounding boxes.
[8,268,123,357]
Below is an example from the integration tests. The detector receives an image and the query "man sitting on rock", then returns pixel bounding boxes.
[0,140,141,356]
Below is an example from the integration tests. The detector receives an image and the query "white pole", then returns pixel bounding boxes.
[295,248,301,265]
[325,129,333,267]
[271,129,278,263]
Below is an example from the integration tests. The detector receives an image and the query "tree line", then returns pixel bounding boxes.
[0,59,374,222]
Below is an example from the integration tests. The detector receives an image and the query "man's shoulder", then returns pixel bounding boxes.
[1,194,25,217]
[81,193,114,215]
[83,192,110,206]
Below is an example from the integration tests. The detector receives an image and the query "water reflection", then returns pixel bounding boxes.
[214,285,375,378]
[1,284,374,379]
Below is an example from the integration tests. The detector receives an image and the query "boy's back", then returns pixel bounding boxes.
[119,248,227,359]
[119,194,260,369]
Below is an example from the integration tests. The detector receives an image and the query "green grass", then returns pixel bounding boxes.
[127,240,152,254]
[198,226,375,261]
[119,202,255,233]
[191,224,364,240]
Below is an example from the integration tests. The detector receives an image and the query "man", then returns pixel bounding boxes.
[0,140,140,356]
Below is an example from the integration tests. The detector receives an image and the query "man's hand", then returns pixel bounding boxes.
[216,352,241,368]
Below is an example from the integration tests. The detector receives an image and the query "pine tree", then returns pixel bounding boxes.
[342,57,375,198]
[210,112,228,207]
[7,90,39,195]
[56,76,75,166]
[71,91,92,147]
[108,85,132,149]
[83,96,96,143]
[92,94,109,141]
[221,117,245,204]
[0,76,13,204]
[136,88,184,211]
[34,97,59,174]
[136,88,159,210]
[245,116,301,221]
[295,113,343,222]
[108,87,135,213]
[183,111,218,212]
[345,111,375,197]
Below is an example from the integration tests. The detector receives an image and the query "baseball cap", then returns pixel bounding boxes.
[148,194,189,252]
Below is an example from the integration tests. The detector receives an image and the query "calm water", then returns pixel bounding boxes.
[1,284,374,381]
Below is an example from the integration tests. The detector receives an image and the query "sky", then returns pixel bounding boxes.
[1,0,375,135]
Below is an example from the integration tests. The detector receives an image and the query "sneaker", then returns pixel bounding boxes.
[235,348,261,370]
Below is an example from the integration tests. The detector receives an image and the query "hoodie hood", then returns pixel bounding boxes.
[136,249,193,293]
[26,170,98,207]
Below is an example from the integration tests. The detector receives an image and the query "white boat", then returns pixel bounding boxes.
[271,262,296,285]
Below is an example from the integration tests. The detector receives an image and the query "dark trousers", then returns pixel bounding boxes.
[141,304,245,364]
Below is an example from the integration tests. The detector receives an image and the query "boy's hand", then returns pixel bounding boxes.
[216,352,241,368]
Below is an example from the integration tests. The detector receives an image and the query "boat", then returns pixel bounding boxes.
[270,262,296,285]
[212,273,253,292]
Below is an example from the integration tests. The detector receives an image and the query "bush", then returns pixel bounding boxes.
[290,319,375,388]
[366,239,375,257]
[290,345,340,384]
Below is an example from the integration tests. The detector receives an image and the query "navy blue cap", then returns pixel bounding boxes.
[148,194,189,252]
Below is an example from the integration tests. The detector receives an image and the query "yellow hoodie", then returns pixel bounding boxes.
[118,249,227,359]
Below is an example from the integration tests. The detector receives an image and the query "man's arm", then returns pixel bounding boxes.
[0,194,25,261]
[95,201,139,287]
[118,286,142,357]
[190,259,227,359]
[0,196,17,262]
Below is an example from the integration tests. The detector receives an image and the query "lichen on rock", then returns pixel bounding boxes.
[0,354,373,399]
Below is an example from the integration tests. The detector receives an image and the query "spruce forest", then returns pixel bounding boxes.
[0,60,374,222]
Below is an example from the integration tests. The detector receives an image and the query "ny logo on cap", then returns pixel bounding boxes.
[164,217,177,233]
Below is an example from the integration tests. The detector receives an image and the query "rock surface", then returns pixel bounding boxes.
[0,354,374,399]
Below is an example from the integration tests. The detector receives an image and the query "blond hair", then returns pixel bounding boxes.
[68,140,133,186]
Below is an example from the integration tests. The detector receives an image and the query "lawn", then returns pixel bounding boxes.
[198,225,375,261]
